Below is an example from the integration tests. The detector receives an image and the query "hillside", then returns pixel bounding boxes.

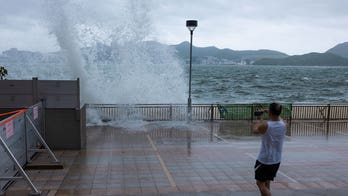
[326,42,348,59]
[253,52,348,66]
[3,41,348,66]
[171,42,288,65]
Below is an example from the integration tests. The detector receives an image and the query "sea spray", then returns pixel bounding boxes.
[44,0,99,104]
[43,0,186,104]
[42,0,187,124]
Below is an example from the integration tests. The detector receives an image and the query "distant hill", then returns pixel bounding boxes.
[3,41,348,67]
[326,42,348,59]
[171,42,288,65]
[253,52,348,66]
[0,41,289,66]
[0,48,65,65]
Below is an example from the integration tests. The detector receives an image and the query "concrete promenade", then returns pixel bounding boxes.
[5,123,348,195]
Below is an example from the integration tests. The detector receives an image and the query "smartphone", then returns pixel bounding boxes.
[254,111,264,116]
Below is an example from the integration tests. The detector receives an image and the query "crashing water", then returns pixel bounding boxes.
[3,0,187,105]
[1,0,189,128]
[45,0,187,104]
[2,1,348,129]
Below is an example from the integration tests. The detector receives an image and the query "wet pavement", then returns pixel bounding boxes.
[4,121,348,195]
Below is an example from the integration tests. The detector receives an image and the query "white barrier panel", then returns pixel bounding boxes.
[0,102,60,195]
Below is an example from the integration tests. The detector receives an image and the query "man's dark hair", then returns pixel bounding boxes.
[269,102,282,116]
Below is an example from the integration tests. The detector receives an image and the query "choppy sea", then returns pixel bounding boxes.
[191,65,348,104]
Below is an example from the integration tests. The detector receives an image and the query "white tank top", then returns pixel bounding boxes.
[257,120,286,164]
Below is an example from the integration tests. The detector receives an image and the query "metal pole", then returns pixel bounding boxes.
[26,115,59,163]
[24,110,29,163]
[326,104,331,138]
[188,30,193,121]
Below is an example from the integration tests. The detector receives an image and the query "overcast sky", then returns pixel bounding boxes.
[1,0,348,55]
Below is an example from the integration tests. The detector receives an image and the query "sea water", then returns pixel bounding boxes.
[2,0,347,105]
[191,64,348,103]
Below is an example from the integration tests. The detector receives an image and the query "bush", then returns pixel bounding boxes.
[0,65,8,80]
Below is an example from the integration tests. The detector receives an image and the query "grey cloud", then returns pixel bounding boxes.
[0,0,44,19]
[154,0,348,24]
[0,0,347,54]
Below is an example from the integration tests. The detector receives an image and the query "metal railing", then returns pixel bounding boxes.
[292,104,348,120]
[87,103,348,138]
[89,104,204,121]
[87,103,348,121]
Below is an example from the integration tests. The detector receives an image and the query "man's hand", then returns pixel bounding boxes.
[256,115,263,120]
[253,121,268,134]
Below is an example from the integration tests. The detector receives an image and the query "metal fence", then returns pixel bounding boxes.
[26,102,44,161]
[87,103,348,121]
[0,102,59,195]
[0,109,27,192]
[289,104,348,136]
[292,104,348,120]
[87,103,348,138]
[289,120,348,136]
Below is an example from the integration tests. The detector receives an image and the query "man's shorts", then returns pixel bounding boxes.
[254,160,280,182]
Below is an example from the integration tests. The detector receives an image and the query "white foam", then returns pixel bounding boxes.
[86,108,103,126]
[10,0,187,105]
[86,117,211,133]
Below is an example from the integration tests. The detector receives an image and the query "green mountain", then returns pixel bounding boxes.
[326,42,348,59]
[171,41,288,64]
[253,52,348,66]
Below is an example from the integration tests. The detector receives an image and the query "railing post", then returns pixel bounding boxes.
[24,108,29,163]
[170,104,173,121]
[288,104,293,137]
[248,104,252,133]
[326,104,331,137]
[251,104,254,122]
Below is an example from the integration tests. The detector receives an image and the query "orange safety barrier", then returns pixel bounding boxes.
[0,109,27,126]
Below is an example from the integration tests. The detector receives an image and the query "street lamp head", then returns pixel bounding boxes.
[186,20,198,31]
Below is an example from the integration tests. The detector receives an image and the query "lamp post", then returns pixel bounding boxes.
[186,20,198,121]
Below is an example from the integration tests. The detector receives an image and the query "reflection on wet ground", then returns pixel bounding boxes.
[6,120,348,195]
[216,120,348,139]
[93,120,348,140]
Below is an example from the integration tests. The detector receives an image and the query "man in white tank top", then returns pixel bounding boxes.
[253,103,286,196]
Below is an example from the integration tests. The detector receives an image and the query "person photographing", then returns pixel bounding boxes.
[253,103,286,196]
